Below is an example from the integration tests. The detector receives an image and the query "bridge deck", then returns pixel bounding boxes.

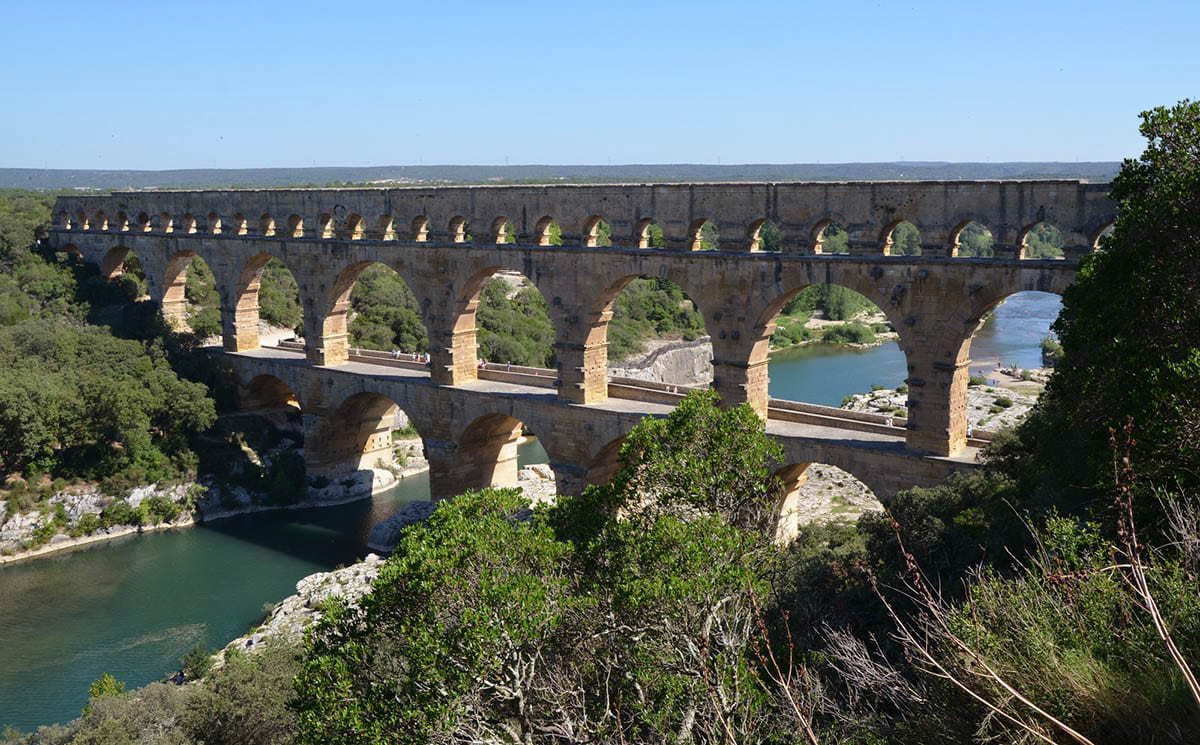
[233,346,981,466]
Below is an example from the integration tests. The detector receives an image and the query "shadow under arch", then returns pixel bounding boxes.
[323,260,430,357]
[242,373,302,411]
[307,391,422,498]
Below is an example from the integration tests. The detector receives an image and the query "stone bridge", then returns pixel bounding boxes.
[48,181,1114,510]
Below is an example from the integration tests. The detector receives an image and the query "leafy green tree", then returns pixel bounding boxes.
[258,259,303,331]
[347,264,428,353]
[1004,99,1200,510]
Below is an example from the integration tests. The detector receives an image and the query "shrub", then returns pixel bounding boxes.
[138,495,181,525]
[968,374,988,387]
[821,321,876,345]
[896,382,909,395]
[994,396,1014,408]
[99,498,136,528]
[181,644,213,680]
[69,512,101,537]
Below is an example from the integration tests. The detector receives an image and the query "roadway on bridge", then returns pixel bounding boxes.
[233,346,981,466]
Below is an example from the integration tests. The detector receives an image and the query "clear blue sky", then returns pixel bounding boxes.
[2,0,1196,169]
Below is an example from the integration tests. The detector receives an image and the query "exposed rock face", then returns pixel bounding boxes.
[842,381,1041,432]
[609,338,713,387]
[221,553,386,655]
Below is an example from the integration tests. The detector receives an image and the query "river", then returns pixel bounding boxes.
[0,292,1061,731]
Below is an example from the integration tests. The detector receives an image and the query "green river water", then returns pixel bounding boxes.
[0,292,1061,730]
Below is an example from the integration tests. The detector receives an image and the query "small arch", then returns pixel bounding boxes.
[158,212,174,233]
[950,221,994,258]
[376,215,396,240]
[62,243,81,261]
[260,214,276,236]
[136,212,151,232]
[1018,222,1065,259]
[94,211,108,231]
[181,214,198,234]
[114,211,129,232]
[881,220,922,256]
[242,374,301,411]
[231,213,248,236]
[77,211,90,230]
[207,212,223,235]
[344,213,365,240]
[688,219,719,251]
[1091,223,1115,251]
[635,218,665,249]
[287,214,304,238]
[746,219,768,252]
[449,216,468,243]
[811,220,849,254]
[455,412,530,491]
[411,216,429,242]
[491,216,514,244]
[582,215,612,247]
[318,214,334,239]
[58,212,72,230]
[534,216,561,246]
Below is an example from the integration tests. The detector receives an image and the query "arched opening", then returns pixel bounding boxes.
[161,251,220,337]
[58,211,72,230]
[94,211,108,232]
[344,214,365,240]
[584,436,625,489]
[951,221,994,257]
[749,219,784,252]
[242,373,301,411]
[450,412,551,500]
[1092,223,1115,251]
[60,243,81,262]
[376,215,396,240]
[449,216,468,243]
[99,246,147,298]
[207,212,222,235]
[473,270,556,367]
[534,216,562,246]
[812,220,849,254]
[491,216,517,244]
[114,211,129,232]
[689,219,719,251]
[773,462,882,543]
[1019,222,1065,259]
[287,214,304,238]
[318,214,334,239]
[158,212,174,233]
[411,216,429,242]
[635,218,665,249]
[882,220,922,256]
[259,214,275,236]
[967,288,1064,387]
[136,212,151,232]
[601,276,711,390]
[234,253,305,350]
[756,282,903,407]
[231,213,248,236]
[182,214,198,234]
[582,216,611,247]
[328,262,430,356]
[308,392,420,498]
[77,211,89,230]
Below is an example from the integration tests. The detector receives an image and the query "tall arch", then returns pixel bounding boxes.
[161,250,220,335]
[323,260,430,361]
[228,253,304,353]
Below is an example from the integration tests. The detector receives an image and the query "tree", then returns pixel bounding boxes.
[1007,99,1200,508]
